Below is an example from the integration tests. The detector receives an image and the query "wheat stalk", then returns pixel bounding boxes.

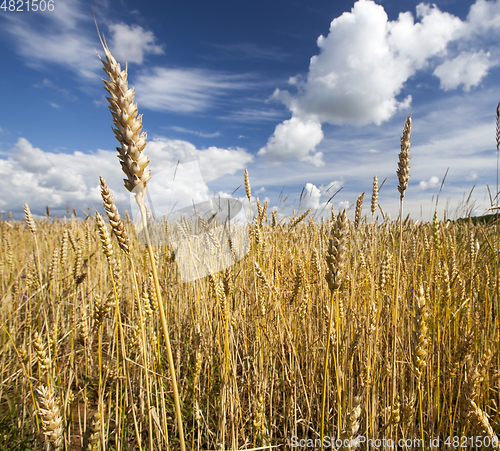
[97,30,185,451]
[321,209,347,451]
[392,115,412,440]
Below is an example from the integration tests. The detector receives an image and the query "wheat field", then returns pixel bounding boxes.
[0,37,499,451]
[2,179,500,450]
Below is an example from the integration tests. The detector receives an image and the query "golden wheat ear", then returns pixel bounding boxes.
[95,26,151,196]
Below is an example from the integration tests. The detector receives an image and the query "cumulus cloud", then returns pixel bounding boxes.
[109,23,164,64]
[303,183,322,210]
[321,180,343,196]
[0,138,108,214]
[262,0,500,165]
[273,0,464,127]
[466,0,500,34]
[434,51,493,91]
[258,117,324,165]
[146,138,253,182]
[0,137,253,218]
[419,176,440,190]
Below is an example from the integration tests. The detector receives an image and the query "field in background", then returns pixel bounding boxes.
[0,199,499,450]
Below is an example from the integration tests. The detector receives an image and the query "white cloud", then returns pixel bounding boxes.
[419,176,440,190]
[263,0,500,165]
[142,138,254,183]
[466,0,500,34]
[0,0,100,78]
[273,0,464,127]
[135,67,253,113]
[258,117,324,165]
[303,183,322,210]
[1,2,163,79]
[321,180,343,195]
[108,23,164,65]
[338,200,350,211]
[434,51,494,91]
[0,136,253,218]
[0,138,109,215]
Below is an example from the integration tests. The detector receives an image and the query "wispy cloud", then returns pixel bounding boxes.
[208,42,290,61]
[0,0,99,78]
[1,0,166,79]
[169,126,222,138]
[134,67,257,113]
[33,79,78,101]
[219,107,287,123]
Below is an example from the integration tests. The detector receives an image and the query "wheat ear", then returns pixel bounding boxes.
[397,116,411,200]
[97,37,150,195]
[354,192,365,229]
[371,175,378,221]
[99,176,131,256]
[36,384,64,451]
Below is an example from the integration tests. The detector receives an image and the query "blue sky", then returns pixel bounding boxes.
[1,0,499,222]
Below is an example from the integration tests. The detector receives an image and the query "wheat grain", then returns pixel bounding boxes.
[95,212,114,261]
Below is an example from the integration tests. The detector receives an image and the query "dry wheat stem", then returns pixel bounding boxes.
[97,28,185,451]
[391,114,411,441]
[137,173,186,451]
[321,209,347,451]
